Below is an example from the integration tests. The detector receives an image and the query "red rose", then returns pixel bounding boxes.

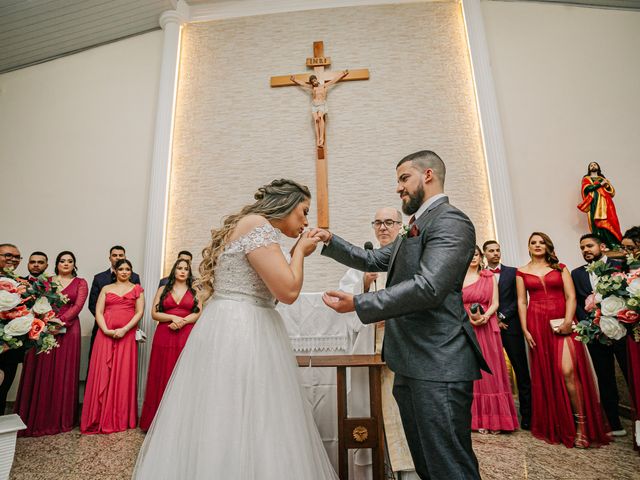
[617,309,639,324]
[0,280,17,293]
[42,310,56,323]
[0,304,28,320]
[28,319,45,340]
[593,309,602,326]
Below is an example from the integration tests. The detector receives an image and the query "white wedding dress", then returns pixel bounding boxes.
[132,223,338,479]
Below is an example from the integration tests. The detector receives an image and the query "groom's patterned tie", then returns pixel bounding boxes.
[408,215,420,238]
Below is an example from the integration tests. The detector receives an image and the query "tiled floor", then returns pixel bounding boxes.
[9,419,640,479]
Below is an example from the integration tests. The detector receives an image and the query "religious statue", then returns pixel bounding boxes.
[290,70,348,147]
[577,161,623,247]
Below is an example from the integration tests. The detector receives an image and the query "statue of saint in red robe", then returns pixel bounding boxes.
[577,162,622,247]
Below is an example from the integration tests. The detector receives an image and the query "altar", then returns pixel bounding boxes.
[277,292,360,470]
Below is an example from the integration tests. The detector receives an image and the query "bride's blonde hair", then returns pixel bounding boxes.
[197,179,311,303]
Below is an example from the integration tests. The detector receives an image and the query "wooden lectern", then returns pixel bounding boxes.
[297,354,386,480]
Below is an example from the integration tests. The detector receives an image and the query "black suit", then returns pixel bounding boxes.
[571,258,627,431]
[88,268,141,351]
[491,264,531,426]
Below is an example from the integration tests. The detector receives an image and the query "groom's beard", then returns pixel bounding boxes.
[402,184,425,215]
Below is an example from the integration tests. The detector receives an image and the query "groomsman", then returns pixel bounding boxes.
[0,243,25,414]
[571,233,627,436]
[483,240,531,430]
[25,251,48,280]
[88,245,141,351]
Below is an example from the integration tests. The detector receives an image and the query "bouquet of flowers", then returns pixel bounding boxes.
[0,269,68,354]
[574,254,640,345]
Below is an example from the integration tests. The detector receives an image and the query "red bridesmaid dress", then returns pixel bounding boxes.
[15,277,88,436]
[139,290,196,431]
[81,284,142,434]
[463,270,519,431]
[517,266,609,447]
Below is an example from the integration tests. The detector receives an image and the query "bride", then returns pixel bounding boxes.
[133,179,338,479]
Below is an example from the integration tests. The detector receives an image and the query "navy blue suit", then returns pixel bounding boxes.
[492,264,531,425]
[571,258,627,431]
[88,268,141,351]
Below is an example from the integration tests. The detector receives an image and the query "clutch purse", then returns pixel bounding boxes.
[470,303,485,315]
[549,318,565,333]
[135,328,147,343]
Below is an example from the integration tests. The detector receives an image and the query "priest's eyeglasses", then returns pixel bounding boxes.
[1,253,22,260]
[371,219,402,229]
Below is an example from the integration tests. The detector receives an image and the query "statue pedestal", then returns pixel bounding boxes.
[297,354,386,480]
[0,414,26,480]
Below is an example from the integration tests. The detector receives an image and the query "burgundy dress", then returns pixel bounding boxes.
[15,277,88,436]
[463,270,519,431]
[139,290,196,431]
[517,266,610,447]
[80,284,142,434]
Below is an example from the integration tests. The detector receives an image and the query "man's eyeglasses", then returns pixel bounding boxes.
[371,219,402,229]
[1,253,22,260]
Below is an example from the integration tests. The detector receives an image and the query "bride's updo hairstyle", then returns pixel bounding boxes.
[198,179,311,303]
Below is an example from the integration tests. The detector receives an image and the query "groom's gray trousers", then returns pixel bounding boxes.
[393,374,479,480]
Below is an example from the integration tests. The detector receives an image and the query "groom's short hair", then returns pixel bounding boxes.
[397,150,446,186]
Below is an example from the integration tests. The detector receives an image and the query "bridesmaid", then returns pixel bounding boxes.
[516,232,609,448]
[139,258,201,431]
[81,258,143,434]
[15,251,88,436]
[463,246,518,434]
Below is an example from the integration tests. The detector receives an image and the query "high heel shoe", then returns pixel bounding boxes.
[574,413,589,449]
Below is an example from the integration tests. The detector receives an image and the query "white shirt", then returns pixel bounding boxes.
[413,193,447,221]
[488,263,502,281]
[587,255,607,290]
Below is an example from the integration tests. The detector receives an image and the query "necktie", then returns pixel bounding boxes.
[491,268,501,274]
[408,215,419,237]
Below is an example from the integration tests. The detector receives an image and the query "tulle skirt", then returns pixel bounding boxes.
[132,295,338,480]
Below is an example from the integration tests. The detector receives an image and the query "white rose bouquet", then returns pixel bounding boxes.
[574,253,640,345]
[0,269,68,354]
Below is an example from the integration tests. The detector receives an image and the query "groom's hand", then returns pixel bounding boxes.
[308,228,332,244]
[322,290,355,313]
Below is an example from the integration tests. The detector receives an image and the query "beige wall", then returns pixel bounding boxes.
[166,1,494,290]
[0,31,163,395]
[480,0,640,267]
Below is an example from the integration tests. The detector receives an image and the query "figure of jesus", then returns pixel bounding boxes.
[290,70,348,147]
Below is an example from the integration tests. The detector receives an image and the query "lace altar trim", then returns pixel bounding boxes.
[289,335,350,352]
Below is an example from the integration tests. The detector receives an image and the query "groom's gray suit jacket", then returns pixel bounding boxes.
[323,196,489,382]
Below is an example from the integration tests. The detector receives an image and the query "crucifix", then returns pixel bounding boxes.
[271,41,369,228]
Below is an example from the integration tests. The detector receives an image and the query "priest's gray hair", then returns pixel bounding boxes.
[397,150,446,187]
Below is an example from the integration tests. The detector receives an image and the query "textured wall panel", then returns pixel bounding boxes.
[166,1,494,291]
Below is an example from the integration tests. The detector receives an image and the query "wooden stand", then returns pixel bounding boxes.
[297,354,386,480]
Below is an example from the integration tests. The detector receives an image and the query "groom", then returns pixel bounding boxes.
[312,150,488,479]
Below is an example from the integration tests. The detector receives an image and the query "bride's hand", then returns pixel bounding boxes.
[294,232,320,257]
[308,228,332,244]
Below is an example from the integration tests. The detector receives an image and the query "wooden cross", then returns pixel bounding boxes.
[271,41,369,228]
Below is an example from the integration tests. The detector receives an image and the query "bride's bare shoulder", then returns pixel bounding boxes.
[229,215,270,241]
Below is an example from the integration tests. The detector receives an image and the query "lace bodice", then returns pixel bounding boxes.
[213,223,289,304]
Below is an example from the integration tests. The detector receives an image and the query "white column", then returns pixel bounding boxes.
[461,0,520,266]
[137,9,186,406]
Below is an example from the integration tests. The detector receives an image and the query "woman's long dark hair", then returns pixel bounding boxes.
[157,259,200,313]
[528,232,562,271]
[54,250,78,276]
